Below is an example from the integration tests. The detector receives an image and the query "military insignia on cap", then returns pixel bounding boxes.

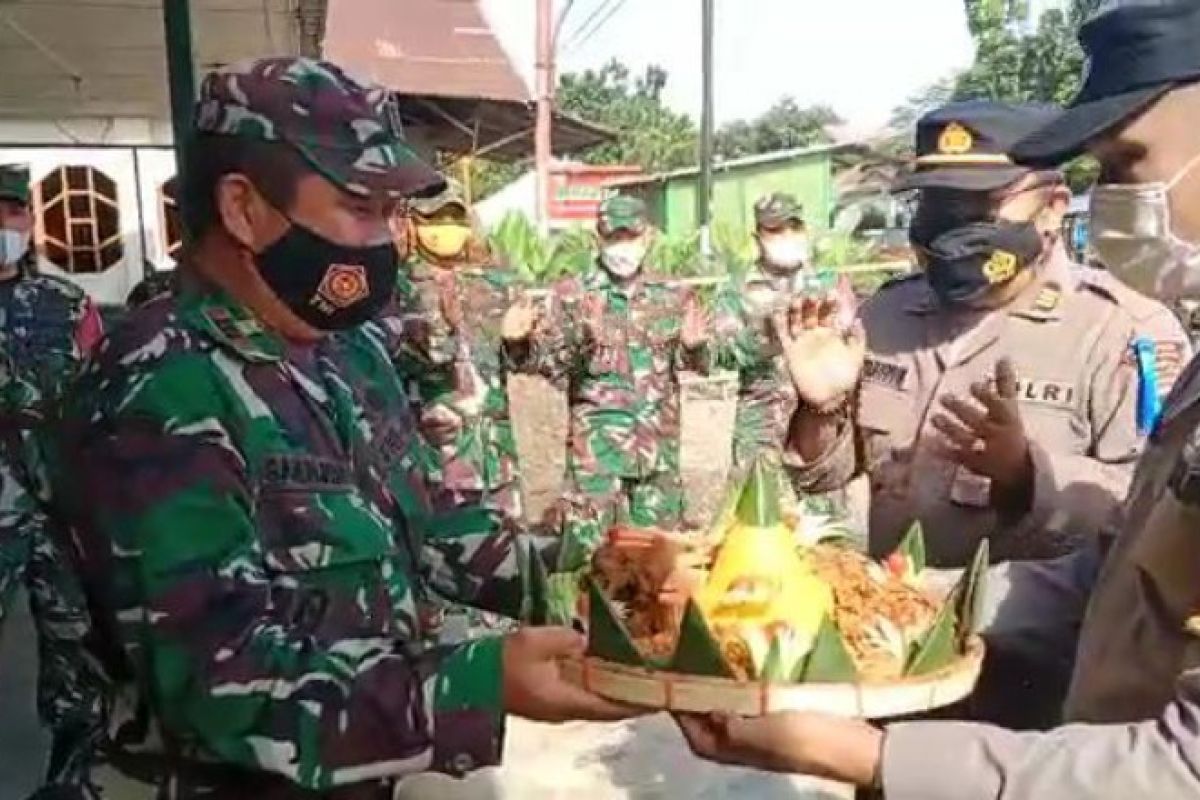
[1033,286,1061,312]
[318,264,370,309]
[982,250,1018,284]
[937,122,974,155]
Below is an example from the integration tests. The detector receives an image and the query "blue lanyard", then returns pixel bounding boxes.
[1133,336,1161,436]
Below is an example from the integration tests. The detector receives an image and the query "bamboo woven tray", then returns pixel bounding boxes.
[563,637,984,718]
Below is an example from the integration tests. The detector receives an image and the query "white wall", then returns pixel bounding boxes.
[0,141,177,306]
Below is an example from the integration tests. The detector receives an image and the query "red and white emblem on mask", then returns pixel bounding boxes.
[317,263,369,308]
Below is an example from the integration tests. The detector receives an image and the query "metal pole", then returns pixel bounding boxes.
[162,0,196,177]
[535,0,553,236]
[698,0,714,257]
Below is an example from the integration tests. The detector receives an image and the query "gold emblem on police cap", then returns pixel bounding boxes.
[982,250,1018,284]
[937,122,974,155]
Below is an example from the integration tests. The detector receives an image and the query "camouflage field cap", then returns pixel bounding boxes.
[194,57,445,199]
[0,164,31,205]
[410,186,468,219]
[598,195,648,234]
[754,192,805,229]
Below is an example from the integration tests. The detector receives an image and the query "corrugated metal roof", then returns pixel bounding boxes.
[323,0,531,103]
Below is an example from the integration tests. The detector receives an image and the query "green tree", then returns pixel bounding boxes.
[714,97,842,160]
[882,77,957,157]
[557,60,699,173]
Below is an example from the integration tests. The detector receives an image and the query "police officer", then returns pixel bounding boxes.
[502,195,710,538]
[49,57,629,797]
[675,3,1200,795]
[781,100,1142,567]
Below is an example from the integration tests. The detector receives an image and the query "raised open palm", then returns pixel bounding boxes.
[772,287,865,411]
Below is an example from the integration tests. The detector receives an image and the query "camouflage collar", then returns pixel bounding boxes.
[179,289,286,363]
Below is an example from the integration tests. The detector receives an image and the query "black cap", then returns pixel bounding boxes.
[1012,1,1200,167]
[892,101,1060,193]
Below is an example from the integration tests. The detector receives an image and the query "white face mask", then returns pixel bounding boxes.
[0,228,29,266]
[1089,149,1200,303]
[601,240,646,278]
[760,234,810,271]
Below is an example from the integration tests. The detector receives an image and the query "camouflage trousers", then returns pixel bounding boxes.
[573,469,685,530]
[730,392,796,475]
[1,465,106,793]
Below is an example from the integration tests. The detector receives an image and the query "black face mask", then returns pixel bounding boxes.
[910,216,1045,306]
[254,219,398,331]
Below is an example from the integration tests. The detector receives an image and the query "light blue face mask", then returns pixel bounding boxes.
[0,228,29,266]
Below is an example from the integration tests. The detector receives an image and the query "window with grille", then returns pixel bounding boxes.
[36,165,123,273]
[160,178,182,262]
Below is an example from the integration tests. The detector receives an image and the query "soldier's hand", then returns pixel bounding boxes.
[932,357,1033,496]
[502,294,540,342]
[680,293,711,350]
[772,291,865,411]
[501,627,643,723]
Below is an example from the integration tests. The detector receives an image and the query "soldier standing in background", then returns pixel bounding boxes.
[382,188,524,521]
[0,350,104,797]
[0,165,103,403]
[712,192,811,472]
[502,195,710,541]
[47,56,629,798]
[0,166,107,795]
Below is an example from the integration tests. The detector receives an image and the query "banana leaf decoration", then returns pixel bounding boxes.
[546,572,582,627]
[520,544,549,623]
[897,521,927,573]
[955,538,989,650]
[905,598,957,676]
[518,541,549,624]
[668,599,735,678]
[585,577,646,667]
[798,614,858,682]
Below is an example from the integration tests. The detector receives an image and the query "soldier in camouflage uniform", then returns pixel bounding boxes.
[0,166,107,795]
[125,268,178,310]
[502,196,710,543]
[711,193,818,472]
[380,189,523,521]
[0,350,105,796]
[46,57,627,799]
[0,165,104,403]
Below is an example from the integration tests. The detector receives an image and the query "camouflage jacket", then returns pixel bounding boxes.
[0,267,103,402]
[0,353,105,788]
[49,288,553,794]
[507,266,705,480]
[710,269,810,465]
[380,258,521,508]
